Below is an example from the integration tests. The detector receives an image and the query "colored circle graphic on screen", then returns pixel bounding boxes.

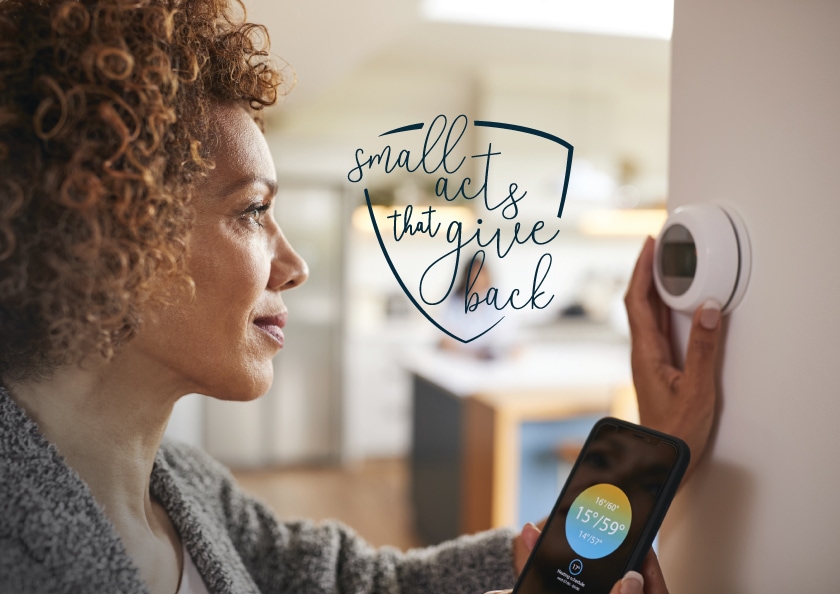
[565,483,632,559]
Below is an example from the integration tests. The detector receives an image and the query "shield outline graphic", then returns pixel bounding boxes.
[362,116,574,343]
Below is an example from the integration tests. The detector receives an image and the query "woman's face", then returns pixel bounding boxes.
[128,103,308,401]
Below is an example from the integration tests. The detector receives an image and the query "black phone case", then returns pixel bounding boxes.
[512,416,690,594]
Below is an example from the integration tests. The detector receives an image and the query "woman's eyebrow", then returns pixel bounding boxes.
[213,175,278,200]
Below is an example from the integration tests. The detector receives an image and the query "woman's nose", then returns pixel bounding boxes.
[268,230,309,291]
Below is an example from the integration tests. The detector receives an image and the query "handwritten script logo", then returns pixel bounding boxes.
[347,114,573,343]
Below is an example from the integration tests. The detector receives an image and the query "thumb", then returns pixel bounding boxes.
[521,522,541,552]
[683,299,723,391]
[609,571,645,594]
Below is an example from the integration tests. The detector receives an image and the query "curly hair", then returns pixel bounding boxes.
[0,0,285,381]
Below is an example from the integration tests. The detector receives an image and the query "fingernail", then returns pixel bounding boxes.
[619,571,644,594]
[700,299,721,330]
[522,522,540,547]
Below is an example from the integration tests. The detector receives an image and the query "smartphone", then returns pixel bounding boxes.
[512,417,690,594]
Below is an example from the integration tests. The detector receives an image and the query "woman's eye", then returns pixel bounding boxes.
[242,202,271,227]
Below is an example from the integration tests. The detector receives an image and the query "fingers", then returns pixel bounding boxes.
[608,571,644,594]
[672,299,722,474]
[521,522,541,552]
[608,549,670,594]
[640,550,670,594]
[627,234,722,388]
[625,237,674,366]
[683,299,723,393]
[513,522,541,574]
[682,299,723,438]
[624,237,659,335]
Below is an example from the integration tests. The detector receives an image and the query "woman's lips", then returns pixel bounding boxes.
[253,314,286,347]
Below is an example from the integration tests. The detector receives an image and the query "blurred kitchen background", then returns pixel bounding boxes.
[166,0,672,549]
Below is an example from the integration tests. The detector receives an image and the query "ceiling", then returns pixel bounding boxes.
[240,0,672,205]
[243,0,671,110]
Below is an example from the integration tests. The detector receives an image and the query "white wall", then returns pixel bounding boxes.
[662,1,840,592]
[164,393,205,449]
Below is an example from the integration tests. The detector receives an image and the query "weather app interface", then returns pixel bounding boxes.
[515,423,679,593]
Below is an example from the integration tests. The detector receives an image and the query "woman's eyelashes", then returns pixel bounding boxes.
[241,201,272,228]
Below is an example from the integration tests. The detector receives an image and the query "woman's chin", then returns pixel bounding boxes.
[200,367,274,402]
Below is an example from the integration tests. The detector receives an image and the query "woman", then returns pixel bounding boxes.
[0,0,723,592]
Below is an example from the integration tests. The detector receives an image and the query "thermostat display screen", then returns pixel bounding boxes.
[662,242,697,278]
[659,224,696,296]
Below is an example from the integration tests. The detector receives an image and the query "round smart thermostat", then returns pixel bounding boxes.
[653,204,750,315]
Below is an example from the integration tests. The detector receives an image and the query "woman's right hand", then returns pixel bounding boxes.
[608,550,670,594]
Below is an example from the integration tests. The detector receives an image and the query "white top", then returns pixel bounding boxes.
[177,542,211,594]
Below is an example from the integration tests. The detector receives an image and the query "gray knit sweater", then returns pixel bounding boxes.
[0,387,517,593]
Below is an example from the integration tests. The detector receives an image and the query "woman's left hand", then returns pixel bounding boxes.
[493,526,670,594]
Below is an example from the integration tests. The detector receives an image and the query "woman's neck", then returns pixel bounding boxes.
[6,352,189,592]
[5,353,183,533]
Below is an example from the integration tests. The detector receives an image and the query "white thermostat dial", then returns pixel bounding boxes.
[653,204,750,315]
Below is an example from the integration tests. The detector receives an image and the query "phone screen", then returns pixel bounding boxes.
[513,419,686,594]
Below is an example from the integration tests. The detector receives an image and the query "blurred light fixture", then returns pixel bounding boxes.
[579,208,668,236]
[421,0,673,40]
